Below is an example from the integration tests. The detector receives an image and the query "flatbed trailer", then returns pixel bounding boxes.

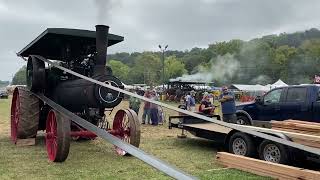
[169,114,320,166]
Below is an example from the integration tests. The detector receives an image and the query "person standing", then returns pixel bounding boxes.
[187,90,196,112]
[218,86,236,123]
[129,90,141,115]
[150,91,159,125]
[142,90,151,124]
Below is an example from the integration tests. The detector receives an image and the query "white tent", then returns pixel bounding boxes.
[270,79,288,89]
[230,84,269,92]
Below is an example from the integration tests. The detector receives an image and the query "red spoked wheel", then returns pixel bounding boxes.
[10,87,39,144]
[11,89,20,143]
[112,109,140,156]
[46,109,70,162]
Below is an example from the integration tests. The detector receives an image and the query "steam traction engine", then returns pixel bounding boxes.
[11,25,140,162]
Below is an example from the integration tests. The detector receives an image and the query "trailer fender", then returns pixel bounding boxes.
[224,130,239,150]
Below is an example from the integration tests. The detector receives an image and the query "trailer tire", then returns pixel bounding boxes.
[258,140,290,164]
[11,87,40,143]
[229,132,256,157]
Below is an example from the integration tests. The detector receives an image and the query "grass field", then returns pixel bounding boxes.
[0,97,271,180]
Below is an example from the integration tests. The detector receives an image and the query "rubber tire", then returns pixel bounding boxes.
[46,109,71,162]
[236,115,251,125]
[26,56,45,92]
[11,87,40,142]
[258,140,290,164]
[229,132,256,157]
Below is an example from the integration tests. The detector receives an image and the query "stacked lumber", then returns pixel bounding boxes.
[271,120,320,148]
[216,152,320,180]
[271,120,320,136]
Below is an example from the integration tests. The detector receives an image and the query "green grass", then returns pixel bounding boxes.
[0,97,271,180]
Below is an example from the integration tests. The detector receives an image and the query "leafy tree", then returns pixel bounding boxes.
[164,56,187,82]
[12,66,27,85]
[109,60,130,83]
[271,45,297,81]
[181,47,209,73]
[131,52,161,85]
[0,80,9,88]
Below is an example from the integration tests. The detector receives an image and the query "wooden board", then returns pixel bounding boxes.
[284,120,320,126]
[236,124,320,142]
[271,121,320,131]
[216,152,320,180]
[16,138,36,146]
[183,123,232,134]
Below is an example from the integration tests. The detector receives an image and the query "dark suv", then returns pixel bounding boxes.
[235,85,320,125]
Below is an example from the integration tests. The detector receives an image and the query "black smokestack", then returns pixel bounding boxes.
[95,25,109,75]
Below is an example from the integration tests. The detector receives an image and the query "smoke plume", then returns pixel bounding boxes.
[250,75,272,85]
[94,0,121,24]
[171,53,240,84]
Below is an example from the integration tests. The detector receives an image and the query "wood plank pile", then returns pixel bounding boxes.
[271,120,320,148]
[216,152,320,180]
[271,120,320,136]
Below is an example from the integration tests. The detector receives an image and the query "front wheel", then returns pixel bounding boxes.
[236,115,251,125]
[258,140,290,164]
[112,109,140,156]
[45,109,71,162]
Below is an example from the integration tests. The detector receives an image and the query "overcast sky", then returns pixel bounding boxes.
[1,0,320,81]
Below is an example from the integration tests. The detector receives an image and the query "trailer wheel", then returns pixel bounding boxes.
[11,87,40,143]
[45,109,71,162]
[112,109,140,156]
[258,140,289,164]
[27,56,45,92]
[229,132,256,157]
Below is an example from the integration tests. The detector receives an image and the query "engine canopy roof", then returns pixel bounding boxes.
[18,28,124,60]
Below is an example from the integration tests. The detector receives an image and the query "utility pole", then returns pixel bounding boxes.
[158,45,168,97]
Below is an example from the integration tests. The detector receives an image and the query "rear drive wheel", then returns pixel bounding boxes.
[27,56,45,92]
[112,109,140,156]
[229,132,256,157]
[46,109,71,162]
[11,87,40,143]
[258,140,290,164]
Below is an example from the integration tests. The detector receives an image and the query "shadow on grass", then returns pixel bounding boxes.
[174,137,223,149]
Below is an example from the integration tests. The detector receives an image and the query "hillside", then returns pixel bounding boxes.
[107,28,320,86]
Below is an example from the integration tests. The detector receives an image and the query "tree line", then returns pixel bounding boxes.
[0,80,9,88]
[11,28,320,86]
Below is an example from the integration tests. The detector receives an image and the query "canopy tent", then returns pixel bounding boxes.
[264,79,288,90]
[229,84,269,92]
[271,79,288,89]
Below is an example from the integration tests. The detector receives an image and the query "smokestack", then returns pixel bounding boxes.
[95,25,109,75]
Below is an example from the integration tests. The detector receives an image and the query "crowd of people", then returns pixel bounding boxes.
[183,86,237,123]
[129,89,164,126]
[129,86,237,125]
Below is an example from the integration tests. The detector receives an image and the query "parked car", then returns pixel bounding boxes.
[0,89,8,99]
[235,85,320,126]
